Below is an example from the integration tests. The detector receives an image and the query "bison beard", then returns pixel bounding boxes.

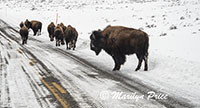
[90,25,149,71]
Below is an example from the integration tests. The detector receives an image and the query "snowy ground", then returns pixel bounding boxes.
[0,0,200,107]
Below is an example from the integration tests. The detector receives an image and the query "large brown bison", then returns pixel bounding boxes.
[63,25,78,50]
[19,22,29,45]
[54,24,65,46]
[90,25,149,71]
[25,19,42,36]
[47,22,55,41]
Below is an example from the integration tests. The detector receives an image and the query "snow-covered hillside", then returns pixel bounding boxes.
[1,0,200,107]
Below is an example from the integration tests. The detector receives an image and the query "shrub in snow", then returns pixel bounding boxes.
[160,33,167,36]
[146,24,157,28]
[169,25,177,30]
[192,32,197,34]
[180,16,185,20]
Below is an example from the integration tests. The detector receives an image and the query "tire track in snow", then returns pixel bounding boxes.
[0,20,67,108]
[0,19,80,108]
[0,33,12,108]
[1,31,46,108]
[20,65,51,108]
[48,46,195,108]
[18,47,81,108]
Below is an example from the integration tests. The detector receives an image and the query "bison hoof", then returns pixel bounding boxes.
[112,68,119,71]
[135,68,140,71]
[144,68,148,71]
[112,69,117,71]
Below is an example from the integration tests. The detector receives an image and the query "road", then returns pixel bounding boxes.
[0,19,194,108]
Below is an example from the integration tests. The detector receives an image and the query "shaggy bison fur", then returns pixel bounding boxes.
[54,24,65,46]
[60,23,67,32]
[25,19,42,36]
[19,24,29,45]
[47,22,55,41]
[63,25,78,50]
[90,25,149,71]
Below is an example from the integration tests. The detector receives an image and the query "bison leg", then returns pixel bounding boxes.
[22,39,26,45]
[113,60,121,71]
[25,37,28,44]
[73,41,76,50]
[61,39,65,45]
[112,54,125,71]
[135,53,144,71]
[68,42,71,50]
[66,43,68,49]
[22,40,24,45]
[65,40,70,50]
[22,36,25,45]
[73,45,76,50]
[33,30,37,36]
[58,41,60,46]
[143,54,148,71]
[38,29,41,35]
[56,39,58,46]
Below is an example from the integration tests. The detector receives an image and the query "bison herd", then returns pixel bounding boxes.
[19,20,149,71]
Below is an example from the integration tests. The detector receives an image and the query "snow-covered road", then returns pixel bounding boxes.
[0,19,168,108]
[0,15,196,108]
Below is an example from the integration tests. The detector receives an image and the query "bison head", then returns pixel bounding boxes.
[90,30,106,55]
[25,19,31,29]
[50,35,54,41]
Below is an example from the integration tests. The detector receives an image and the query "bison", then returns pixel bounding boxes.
[19,24,29,45]
[54,24,65,46]
[25,19,42,36]
[90,25,149,71]
[60,23,67,32]
[63,25,78,50]
[47,22,55,41]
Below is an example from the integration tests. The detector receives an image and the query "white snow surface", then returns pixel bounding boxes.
[1,0,200,107]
